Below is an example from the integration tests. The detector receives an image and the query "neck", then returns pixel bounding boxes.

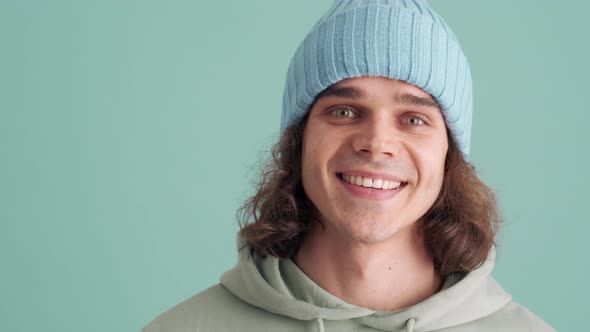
[293,221,443,311]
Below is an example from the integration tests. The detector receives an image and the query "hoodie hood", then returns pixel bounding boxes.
[220,232,512,332]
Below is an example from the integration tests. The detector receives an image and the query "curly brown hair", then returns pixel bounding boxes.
[237,113,501,276]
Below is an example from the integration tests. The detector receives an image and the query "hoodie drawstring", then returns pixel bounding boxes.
[315,318,324,332]
[404,318,415,332]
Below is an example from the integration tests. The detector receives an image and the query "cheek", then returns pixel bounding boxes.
[302,126,333,174]
[301,130,327,194]
[301,150,318,192]
[301,125,345,210]
[301,137,319,177]
[415,139,447,191]
[428,145,448,193]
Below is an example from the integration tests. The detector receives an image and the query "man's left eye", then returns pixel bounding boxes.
[406,116,425,126]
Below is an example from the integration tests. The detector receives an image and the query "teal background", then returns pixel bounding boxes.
[2,0,588,330]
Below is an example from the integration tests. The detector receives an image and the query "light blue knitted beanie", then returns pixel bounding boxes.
[281,0,473,156]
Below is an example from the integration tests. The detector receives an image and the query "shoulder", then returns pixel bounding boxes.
[483,300,555,331]
[439,300,555,332]
[141,283,293,332]
[141,284,236,332]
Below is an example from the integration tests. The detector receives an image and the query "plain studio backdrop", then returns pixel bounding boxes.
[2,0,588,331]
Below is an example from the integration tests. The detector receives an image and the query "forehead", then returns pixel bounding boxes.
[314,76,441,111]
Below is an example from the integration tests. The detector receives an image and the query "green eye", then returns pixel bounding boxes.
[331,108,355,118]
[406,117,425,126]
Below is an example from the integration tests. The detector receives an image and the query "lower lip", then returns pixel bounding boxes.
[337,174,405,200]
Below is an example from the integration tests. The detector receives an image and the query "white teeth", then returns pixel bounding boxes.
[355,176,363,186]
[341,174,402,190]
[372,179,383,189]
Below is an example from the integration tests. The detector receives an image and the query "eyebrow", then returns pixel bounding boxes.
[315,85,441,110]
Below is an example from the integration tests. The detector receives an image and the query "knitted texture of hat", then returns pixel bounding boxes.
[281,0,473,156]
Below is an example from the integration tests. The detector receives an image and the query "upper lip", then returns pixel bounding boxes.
[336,170,406,183]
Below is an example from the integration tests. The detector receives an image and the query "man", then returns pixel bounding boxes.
[143,0,555,331]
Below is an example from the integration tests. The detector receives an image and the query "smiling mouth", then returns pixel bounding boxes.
[336,173,407,191]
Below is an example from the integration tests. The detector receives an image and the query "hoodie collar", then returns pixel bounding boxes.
[221,232,511,331]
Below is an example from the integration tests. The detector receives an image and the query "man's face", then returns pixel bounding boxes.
[301,76,448,245]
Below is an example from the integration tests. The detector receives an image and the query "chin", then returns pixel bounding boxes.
[338,216,412,245]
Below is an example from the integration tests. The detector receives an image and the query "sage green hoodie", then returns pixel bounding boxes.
[143,233,555,332]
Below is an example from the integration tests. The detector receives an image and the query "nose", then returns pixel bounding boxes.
[351,117,400,161]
